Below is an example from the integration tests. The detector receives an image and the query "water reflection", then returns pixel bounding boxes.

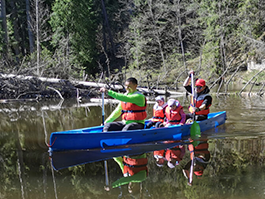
[182,139,210,186]
[112,154,148,190]
[1,96,265,199]
[154,145,185,168]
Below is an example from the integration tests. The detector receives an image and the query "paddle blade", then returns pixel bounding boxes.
[190,121,201,136]
[190,121,201,147]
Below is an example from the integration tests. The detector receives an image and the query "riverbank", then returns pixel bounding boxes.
[0,70,264,102]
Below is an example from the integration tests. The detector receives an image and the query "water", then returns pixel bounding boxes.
[0,95,265,199]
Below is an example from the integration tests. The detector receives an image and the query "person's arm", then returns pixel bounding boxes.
[183,76,191,87]
[105,102,122,123]
[111,170,147,188]
[179,108,186,125]
[108,90,145,107]
[195,96,212,112]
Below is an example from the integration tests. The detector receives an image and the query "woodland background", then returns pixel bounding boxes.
[1,0,265,89]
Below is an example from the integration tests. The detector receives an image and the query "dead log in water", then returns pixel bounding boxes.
[0,74,183,101]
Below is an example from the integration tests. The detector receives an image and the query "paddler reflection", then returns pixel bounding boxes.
[112,153,148,194]
[153,145,185,168]
[182,139,210,186]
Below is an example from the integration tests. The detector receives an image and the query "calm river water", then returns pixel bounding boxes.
[0,94,265,199]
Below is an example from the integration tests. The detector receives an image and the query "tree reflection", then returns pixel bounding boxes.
[0,101,265,198]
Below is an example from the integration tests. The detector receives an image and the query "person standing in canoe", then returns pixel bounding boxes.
[145,96,167,129]
[183,71,212,121]
[100,77,147,131]
[163,99,186,127]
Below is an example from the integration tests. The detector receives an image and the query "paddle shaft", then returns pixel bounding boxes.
[189,73,196,185]
[191,73,196,119]
[189,144,195,184]
[102,92,110,189]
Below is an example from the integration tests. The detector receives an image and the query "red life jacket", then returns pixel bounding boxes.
[189,141,210,159]
[165,105,183,124]
[194,142,209,154]
[152,104,166,122]
[194,93,211,115]
[123,156,148,176]
[165,146,183,162]
[121,91,147,121]
[153,149,165,158]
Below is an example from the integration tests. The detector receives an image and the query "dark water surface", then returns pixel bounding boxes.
[0,95,265,199]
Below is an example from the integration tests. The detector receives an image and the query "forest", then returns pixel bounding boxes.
[1,0,265,92]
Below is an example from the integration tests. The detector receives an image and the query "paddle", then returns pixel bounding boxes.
[102,92,110,191]
[188,72,201,186]
[190,72,201,137]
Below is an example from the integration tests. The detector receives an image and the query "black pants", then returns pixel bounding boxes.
[186,113,207,121]
[103,121,145,132]
[145,121,163,129]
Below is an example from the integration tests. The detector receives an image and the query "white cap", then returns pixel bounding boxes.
[155,96,164,102]
[167,99,176,106]
[167,99,180,107]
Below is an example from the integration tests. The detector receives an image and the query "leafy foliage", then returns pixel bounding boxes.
[0,0,265,83]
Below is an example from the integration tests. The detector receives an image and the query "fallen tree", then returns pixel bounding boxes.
[0,74,183,102]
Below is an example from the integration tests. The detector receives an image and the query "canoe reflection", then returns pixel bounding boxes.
[50,140,183,170]
[50,137,210,190]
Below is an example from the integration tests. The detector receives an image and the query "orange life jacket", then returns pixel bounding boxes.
[153,149,165,158]
[123,156,148,176]
[165,105,183,124]
[121,92,147,121]
[165,146,183,162]
[194,93,211,115]
[189,141,210,159]
[152,104,166,122]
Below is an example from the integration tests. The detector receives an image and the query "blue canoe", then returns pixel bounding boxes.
[49,111,227,152]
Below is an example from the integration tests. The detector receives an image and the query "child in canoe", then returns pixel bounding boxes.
[163,99,186,127]
[146,96,167,128]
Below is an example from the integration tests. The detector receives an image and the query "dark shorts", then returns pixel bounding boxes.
[103,121,145,132]
[186,113,208,121]
[145,121,163,129]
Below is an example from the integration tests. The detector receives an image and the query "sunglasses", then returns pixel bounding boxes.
[196,86,202,89]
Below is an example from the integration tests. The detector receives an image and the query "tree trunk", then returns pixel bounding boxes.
[101,0,115,55]
[36,0,40,75]
[1,0,9,59]
[10,0,21,65]
[26,0,35,54]
[177,0,186,70]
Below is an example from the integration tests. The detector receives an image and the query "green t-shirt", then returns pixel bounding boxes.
[105,90,146,124]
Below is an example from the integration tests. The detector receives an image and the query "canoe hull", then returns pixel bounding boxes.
[49,111,226,152]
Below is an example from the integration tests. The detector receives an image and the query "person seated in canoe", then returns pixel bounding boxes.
[183,70,212,121]
[163,99,186,127]
[100,77,147,131]
[145,96,167,129]
[154,145,185,168]
[111,154,148,192]
[182,139,210,185]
